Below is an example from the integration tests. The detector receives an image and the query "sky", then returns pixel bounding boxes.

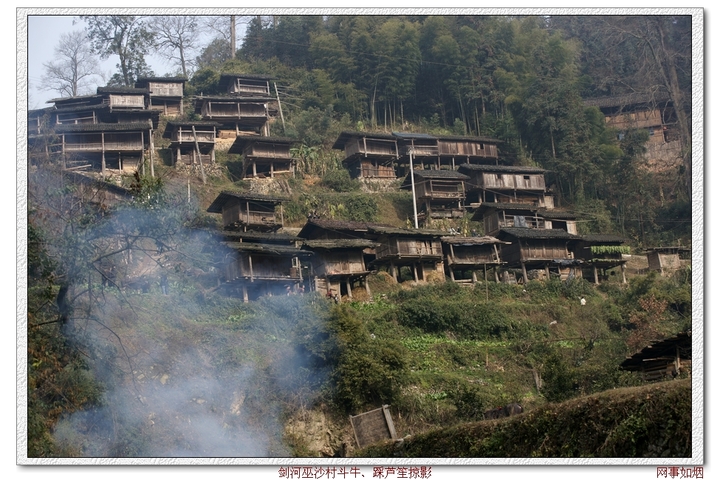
[13,5,714,479]
[27,15,225,109]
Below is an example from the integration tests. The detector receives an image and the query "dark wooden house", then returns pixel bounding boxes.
[584,93,676,145]
[573,234,629,284]
[645,246,691,276]
[401,169,469,225]
[441,235,508,284]
[435,135,501,164]
[303,239,378,299]
[217,230,311,302]
[369,226,446,283]
[163,121,220,166]
[206,191,286,232]
[228,136,297,178]
[496,227,582,283]
[219,73,274,96]
[333,131,399,180]
[194,95,275,137]
[620,332,691,381]
[458,164,551,206]
[51,120,154,175]
[135,77,186,116]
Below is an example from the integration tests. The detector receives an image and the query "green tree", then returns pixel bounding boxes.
[81,15,155,87]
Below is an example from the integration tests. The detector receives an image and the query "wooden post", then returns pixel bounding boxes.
[192,126,206,184]
[364,276,371,297]
[413,263,419,282]
[621,263,627,284]
[101,133,106,178]
[242,284,249,303]
[593,265,599,284]
[346,277,352,299]
[249,255,254,282]
[522,262,528,284]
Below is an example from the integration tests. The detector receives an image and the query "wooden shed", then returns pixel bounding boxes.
[645,247,691,276]
[163,121,220,166]
[135,76,186,116]
[51,121,154,175]
[584,93,676,146]
[96,86,150,111]
[573,234,629,284]
[473,202,545,235]
[228,136,297,179]
[217,231,311,302]
[620,332,691,381]
[458,164,550,206]
[497,227,582,283]
[401,169,469,225]
[441,235,508,284]
[333,131,399,179]
[303,239,378,299]
[369,226,445,283]
[206,191,286,232]
[435,135,501,163]
[219,73,274,96]
[194,95,274,136]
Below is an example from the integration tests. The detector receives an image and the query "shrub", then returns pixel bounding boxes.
[321,169,360,192]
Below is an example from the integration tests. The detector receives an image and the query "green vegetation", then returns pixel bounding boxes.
[29,13,694,458]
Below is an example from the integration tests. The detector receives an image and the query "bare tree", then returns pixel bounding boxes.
[149,16,200,78]
[199,16,254,57]
[40,30,102,97]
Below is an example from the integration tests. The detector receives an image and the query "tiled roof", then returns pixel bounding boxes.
[440,236,508,245]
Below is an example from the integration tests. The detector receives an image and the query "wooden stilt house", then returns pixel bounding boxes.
[496,227,582,283]
[219,73,274,96]
[333,131,399,180]
[458,164,551,207]
[369,226,446,283]
[206,191,286,232]
[194,95,275,137]
[620,332,691,381]
[573,234,630,284]
[163,121,220,166]
[228,136,297,179]
[51,120,154,174]
[135,77,187,117]
[401,169,469,226]
[441,235,508,284]
[302,239,378,299]
[216,230,311,303]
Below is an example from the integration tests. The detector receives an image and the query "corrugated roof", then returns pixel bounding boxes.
[222,241,311,255]
[332,131,398,150]
[620,332,691,371]
[163,121,222,138]
[580,234,627,244]
[499,228,580,240]
[303,239,378,250]
[54,121,153,133]
[435,134,502,144]
[440,236,508,245]
[458,164,547,174]
[136,76,187,84]
[206,191,288,213]
[583,92,671,109]
[228,136,297,154]
[97,86,150,95]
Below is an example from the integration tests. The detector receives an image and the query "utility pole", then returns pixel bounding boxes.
[230,15,236,59]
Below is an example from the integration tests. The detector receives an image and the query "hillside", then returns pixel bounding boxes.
[358,378,691,458]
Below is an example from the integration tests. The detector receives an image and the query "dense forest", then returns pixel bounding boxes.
[26,13,696,459]
[190,14,691,244]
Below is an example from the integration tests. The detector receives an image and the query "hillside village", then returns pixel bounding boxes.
[25,14,695,460]
[28,73,690,302]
